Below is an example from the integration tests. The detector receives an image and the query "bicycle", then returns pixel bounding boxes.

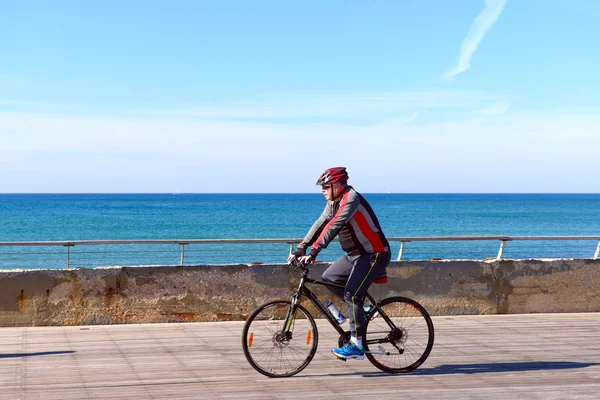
[242,258,435,377]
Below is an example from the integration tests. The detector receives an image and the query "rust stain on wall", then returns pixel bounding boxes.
[17,289,25,312]
[104,287,115,309]
[168,312,200,322]
[70,272,82,304]
[216,312,247,321]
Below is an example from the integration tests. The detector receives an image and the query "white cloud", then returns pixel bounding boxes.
[1,104,599,193]
[133,90,503,120]
[444,0,507,81]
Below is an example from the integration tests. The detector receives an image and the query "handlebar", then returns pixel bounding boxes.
[288,257,309,271]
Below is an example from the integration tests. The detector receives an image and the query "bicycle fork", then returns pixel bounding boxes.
[283,292,301,332]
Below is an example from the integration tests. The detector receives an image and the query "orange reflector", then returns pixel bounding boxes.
[248,332,254,348]
[306,330,312,345]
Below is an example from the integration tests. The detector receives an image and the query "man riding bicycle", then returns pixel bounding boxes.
[288,167,392,360]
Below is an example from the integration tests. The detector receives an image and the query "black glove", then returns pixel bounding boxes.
[293,245,307,258]
[309,248,320,259]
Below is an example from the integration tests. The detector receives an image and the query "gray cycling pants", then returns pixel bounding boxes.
[321,251,391,338]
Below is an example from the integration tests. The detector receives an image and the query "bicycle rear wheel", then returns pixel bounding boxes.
[242,300,318,377]
[364,296,434,373]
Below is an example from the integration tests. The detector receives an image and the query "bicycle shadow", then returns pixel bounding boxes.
[0,351,75,359]
[408,361,600,376]
[309,361,600,378]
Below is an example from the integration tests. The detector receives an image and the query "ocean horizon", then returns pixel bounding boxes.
[1,193,599,269]
[2,192,599,194]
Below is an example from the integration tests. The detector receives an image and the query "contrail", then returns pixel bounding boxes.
[444,0,507,81]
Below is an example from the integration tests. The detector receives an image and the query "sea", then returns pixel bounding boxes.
[1,193,599,269]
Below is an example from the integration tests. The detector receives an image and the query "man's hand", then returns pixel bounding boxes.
[288,245,308,264]
[287,253,314,265]
[299,255,313,264]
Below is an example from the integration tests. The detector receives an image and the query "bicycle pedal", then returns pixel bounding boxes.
[334,355,347,362]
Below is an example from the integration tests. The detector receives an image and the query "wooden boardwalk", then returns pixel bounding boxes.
[1,313,600,399]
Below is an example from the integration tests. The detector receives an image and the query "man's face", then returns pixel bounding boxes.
[320,184,333,201]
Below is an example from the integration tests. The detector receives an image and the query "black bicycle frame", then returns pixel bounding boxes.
[283,266,392,340]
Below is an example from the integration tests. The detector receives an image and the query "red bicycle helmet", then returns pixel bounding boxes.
[316,167,349,185]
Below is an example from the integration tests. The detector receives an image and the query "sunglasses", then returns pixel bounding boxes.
[321,185,332,190]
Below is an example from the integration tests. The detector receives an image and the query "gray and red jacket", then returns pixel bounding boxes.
[298,186,389,258]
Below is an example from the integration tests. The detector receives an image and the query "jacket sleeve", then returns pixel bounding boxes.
[308,190,360,258]
[297,203,332,255]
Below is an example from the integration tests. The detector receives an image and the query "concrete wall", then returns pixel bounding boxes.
[1,258,599,326]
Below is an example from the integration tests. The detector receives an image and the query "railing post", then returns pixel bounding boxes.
[497,240,507,261]
[397,242,406,261]
[64,244,73,269]
[289,243,295,256]
[179,243,188,266]
[594,240,600,260]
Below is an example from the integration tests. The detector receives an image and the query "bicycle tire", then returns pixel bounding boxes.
[242,300,319,377]
[364,296,434,373]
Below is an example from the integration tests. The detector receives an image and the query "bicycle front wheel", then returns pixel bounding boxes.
[364,296,434,373]
[242,300,318,377]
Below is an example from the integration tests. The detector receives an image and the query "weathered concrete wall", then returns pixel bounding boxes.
[1,259,599,326]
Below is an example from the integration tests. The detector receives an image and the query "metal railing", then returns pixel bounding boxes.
[389,236,600,261]
[0,236,599,270]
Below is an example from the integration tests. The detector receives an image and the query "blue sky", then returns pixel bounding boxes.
[1,0,599,193]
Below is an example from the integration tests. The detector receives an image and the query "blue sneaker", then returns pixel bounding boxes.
[331,343,365,360]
